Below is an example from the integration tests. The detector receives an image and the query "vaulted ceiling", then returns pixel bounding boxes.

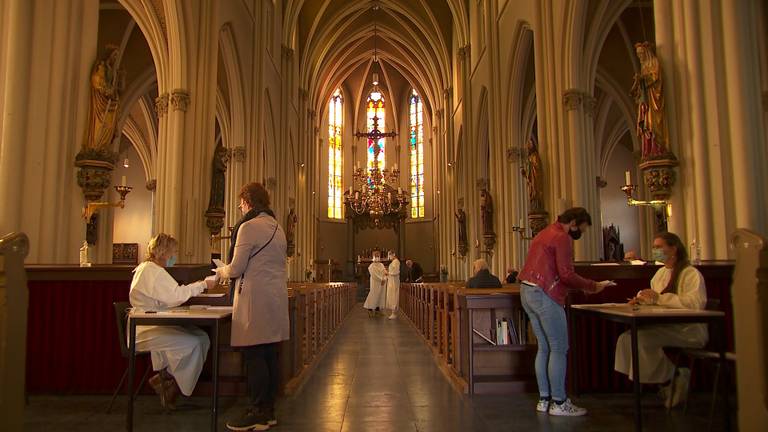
[284,0,466,124]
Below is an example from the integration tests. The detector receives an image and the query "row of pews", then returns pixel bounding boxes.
[23,263,356,396]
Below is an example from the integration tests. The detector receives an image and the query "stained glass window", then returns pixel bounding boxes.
[409,89,424,218]
[366,90,385,171]
[328,89,343,219]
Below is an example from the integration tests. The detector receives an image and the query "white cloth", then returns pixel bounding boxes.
[386,258,401,310]
[364,261,387,310]
[614,266,708,383]
[129,261,209,395]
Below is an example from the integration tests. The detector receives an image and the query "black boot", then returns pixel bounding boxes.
[226,407,270,431]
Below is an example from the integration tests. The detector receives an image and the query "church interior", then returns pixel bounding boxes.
[1,0,768,431]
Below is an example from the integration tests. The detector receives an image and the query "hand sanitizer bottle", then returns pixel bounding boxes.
[690,239,701,265]
[79,241,91,267]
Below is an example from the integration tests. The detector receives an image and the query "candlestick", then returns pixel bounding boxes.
[519,218,524,227]
[121,175,126,187]
[625,170,631,185]
[398,187,402,194]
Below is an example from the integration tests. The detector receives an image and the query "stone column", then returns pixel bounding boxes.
[0,0,98,263]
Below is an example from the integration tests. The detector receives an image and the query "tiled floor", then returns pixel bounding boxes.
[25,306,729,431]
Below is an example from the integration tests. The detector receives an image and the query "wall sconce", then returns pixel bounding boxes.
[447,161,454,168]
[511,218,533,240]
[123,158,130,168]
[298,162,305,168]
[83,180,132,220]
[621,171,671,218]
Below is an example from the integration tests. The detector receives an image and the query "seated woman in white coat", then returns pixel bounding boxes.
[385,250,400,320]
[364,251,387,316]
[614,232,707,408]
[129,233,216,409]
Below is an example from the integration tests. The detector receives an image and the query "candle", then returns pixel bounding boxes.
[394,163,398,171]
[356,161,360,169]
[625,170,631,185]
[519,218,524,227]
[388,192,392,200]
[398,187,402,194]
[348,186,353,194]
[121,175,126,187]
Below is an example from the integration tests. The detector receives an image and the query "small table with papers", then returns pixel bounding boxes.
[569,303,729,432]
[126,306,233,432]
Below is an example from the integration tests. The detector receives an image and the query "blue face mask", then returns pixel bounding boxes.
[166,255,177,267]
[651,248,667,262]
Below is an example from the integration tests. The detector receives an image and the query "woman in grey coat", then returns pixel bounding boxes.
[218,182,289,431]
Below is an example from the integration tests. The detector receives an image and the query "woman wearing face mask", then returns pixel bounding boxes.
[385,250,400,320]
[518,207,616,416]
[129,233,216,409]
[615,232,707,408]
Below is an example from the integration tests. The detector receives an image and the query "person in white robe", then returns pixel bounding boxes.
[385,250,401,319]
[614,232,707,408]
[364,252,387,316]
[129,233,216,409]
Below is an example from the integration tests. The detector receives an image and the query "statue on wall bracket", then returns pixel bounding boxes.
[520,137,549,236]
[631,41,679,232]
[480,189,496,252]
[455,203,468,257]
[286,207,298,257]
[205,141,229,240]
[75,45,124,203]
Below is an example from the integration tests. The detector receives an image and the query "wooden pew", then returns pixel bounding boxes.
[1,232,30,432]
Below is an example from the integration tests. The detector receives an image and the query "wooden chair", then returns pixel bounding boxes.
[668,298,735,429]
[0,232,30,432]
[106,301,152,413]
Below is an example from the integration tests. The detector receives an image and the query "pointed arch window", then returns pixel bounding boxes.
[328,89,343,219]
[409,89,425,218]
[366,90,385,170]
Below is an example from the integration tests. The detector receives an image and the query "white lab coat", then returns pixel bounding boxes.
[129,261,209,396]
[614,266,708,383]
[386,258,401,311]
[364,261,387,310]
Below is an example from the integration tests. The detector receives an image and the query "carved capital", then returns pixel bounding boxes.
[443,87,452,99]
[170,89,190,112]
[266,177,277,189]
[155,93,169,117]
[506,146,524,163]
[281,44,294,59]
[146,179,157,191]
[458,45,470,60]
[232,146,246,163]
[476,178,488,190]
[563,89,584,111]
[584,95,597,116]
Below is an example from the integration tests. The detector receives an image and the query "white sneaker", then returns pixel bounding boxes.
[388,313,397,320]
[548,399,587,416]
[666,368,691,408]
[536,399,550,413]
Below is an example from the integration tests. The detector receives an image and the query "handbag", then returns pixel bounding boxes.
[238,223,279,294]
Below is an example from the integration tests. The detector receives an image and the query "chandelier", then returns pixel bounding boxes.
[344,28,408,225]
[344,142,408,224]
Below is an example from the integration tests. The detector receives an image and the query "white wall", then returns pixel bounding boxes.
[111,145,153,261]
[599,141,640,256]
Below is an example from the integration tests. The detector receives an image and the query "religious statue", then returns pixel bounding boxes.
[207,141,228,211]
[480,189,494,236]
[631,42,671,161]
[82,45,123,158]
[455,207,468,257]
[520,138,544,212]
[286,208,298,257]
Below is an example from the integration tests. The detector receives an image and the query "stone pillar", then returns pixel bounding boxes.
[0,0,98,263]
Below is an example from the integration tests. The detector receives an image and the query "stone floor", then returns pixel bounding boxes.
[25,306,730,431]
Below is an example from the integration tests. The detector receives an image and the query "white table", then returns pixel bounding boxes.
[569,303,729,432]
[126,307,232,431]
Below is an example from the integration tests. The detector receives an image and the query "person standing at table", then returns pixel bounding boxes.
[518,207,615,416]
[129,233,217,409]
[364,251,387,316]
[218,183,289,431]
[404,259,424,282]
[385,250,401,320]
[615,232,707,408]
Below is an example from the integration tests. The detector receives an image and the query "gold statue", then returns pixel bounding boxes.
[83,46,122,155]
[631,42,670,161]
[521,138,544,211]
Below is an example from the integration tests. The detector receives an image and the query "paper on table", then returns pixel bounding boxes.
[213,259,225,268]
[197,293,225,297]
[630,260,646,265]
[591,262,620,266]
[204,275,217,283]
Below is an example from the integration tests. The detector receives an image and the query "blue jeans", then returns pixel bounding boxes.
[520,283,569,401]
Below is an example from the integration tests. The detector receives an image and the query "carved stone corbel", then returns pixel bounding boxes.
[563,89,584,111]
[170,89,190,112]
[155,93,169,117]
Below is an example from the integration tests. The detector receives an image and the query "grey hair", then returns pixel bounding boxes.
[473,259,489,273]
[146,233,178,261]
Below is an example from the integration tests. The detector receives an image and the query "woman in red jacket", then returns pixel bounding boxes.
[518,207,615,416]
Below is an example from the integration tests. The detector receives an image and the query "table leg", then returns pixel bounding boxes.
[631,322,642,432]
[718,320,731,432]
[126,319,136,432]
[212,320,220,431]
[569,308,579,396]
